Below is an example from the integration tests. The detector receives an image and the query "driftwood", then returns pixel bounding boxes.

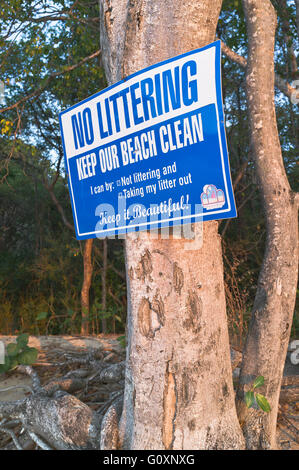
[280,375,299,404]
[0,356,125,450]
[1,392,101,450]
[0,344,297,450]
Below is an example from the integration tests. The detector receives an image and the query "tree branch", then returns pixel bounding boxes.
[42,178,75,232]
[26,430,52,450]
[93,243,126,281]
[0,49,101,114]
[0,425,23,450]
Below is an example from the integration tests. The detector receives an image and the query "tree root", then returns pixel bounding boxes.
[100,395,123,450]
[0,358,125,450]
[0,390,101,449]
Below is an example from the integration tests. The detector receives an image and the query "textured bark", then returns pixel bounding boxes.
[120,226,246,449]
[101,237,108,334]
[81,238,93,335]
[220,39,298,103]
[100,396,123,449]
[237,0,299,450]
[0,393,102,450]
[0,362,125,449]
[99,0,245,450]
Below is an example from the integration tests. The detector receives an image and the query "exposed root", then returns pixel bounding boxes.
[0,347,125,450]
[26,430,53,450]
[0,385,33,394]
[100,395,123,450]
[0,425,23,450]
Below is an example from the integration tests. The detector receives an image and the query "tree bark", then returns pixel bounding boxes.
[81,239,93,335]
[278,0,298,80]
[237,0,299,449]
[99,0,244,450]
[101,237,108,334]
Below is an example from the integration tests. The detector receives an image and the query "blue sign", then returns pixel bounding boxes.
[59,40,237,239]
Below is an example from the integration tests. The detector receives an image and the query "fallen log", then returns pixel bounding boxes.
[0,391,102,450]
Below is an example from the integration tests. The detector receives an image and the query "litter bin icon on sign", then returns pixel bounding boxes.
[201,184,225,210]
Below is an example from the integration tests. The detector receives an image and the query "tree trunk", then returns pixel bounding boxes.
[99,0,244,450]
[296,0,299,39]
[81,239,93,335]
[236,0,299,449]
[101,237,108,334]
[277,0,298,80]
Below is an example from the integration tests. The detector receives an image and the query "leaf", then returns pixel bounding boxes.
[116,335,126,349]
[17,347,38,366]
[6,342,20,357]
[117,335,125,342]
[36,311,48,321]
[9,358,19,370]
[0,358,10,373]
[255,393,271,413]
[245,390,255,408]
[253,375,264,389]
[16,333,29,348]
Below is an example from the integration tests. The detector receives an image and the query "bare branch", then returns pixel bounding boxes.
[29,15,70,23]
[277,0,298,79]
[42,179,75,232]
[220,40,247,68]
[93,244,126,281]
[16,365,44,394]
[0,385,33,395]
[26,430,53,450]
[0,425,23,450]
[219,39,297,102]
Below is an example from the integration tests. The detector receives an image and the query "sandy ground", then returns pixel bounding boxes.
[0,335,121,402]
[0,373,33,402]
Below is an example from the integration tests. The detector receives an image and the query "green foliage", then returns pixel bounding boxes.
[0,333,38,374]
[244,390,254,409]
[0,1,127,335]
[0,0,105,159]
[36,311,48,321]
[117,335,126,349]
[244,376,271,413]
[252,375,264,389]
[0,147,127,335]
[255,394,271,413]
